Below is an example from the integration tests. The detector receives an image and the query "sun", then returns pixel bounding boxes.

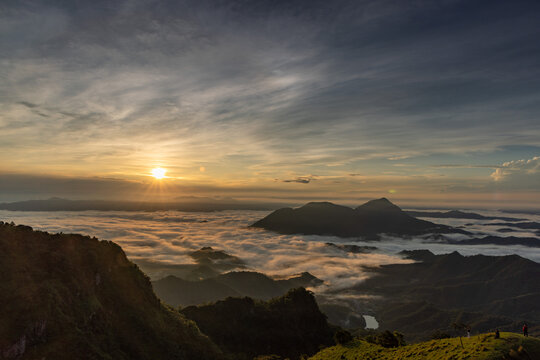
[151,167,167,179]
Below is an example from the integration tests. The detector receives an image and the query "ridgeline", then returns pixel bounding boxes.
[0,222,223,360]
[309,333,540,360]
[251,198,467,238]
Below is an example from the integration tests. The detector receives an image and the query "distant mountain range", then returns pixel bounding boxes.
[111,245,249,281]
[251,198,468,238]
[445,235,540,247]
[483,221,540,237]
[150,245,368,329]
[152,270,323,307]
[405,209,524,221]
[0,197,280,212]
[350,250,540,341]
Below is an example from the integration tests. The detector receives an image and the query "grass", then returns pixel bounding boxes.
[309,332,540,360]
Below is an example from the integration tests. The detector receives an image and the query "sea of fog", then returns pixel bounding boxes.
[1,209,539,294]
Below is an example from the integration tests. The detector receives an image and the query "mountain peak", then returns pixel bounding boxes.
[355,197,402,212]
[301,201,342,209]
[252,197,462,237]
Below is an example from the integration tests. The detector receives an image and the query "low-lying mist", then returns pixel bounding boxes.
[1,209,539,294]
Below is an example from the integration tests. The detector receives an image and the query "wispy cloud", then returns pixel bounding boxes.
[491,156,540,185]
[1,0,540,204]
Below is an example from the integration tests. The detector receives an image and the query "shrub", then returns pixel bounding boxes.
[365,330,406,348]
[334,329,353,345]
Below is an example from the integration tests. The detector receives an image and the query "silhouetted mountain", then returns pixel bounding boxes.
[0,222,223,359]
[485,221,540,230]
[152,275,241,306]
[501,209,540,216]
[450,235,540,247]
[153,271,323,307]
[406,209,524,221]
[189,246,246,271]
[134,258,222,281]
[180,288,335,360]
[351,250,540,340]
[325,242,378,253]
[399,249,437,262]
[0,197,279,212]
[113,247,246,282]
[251,198,467,238]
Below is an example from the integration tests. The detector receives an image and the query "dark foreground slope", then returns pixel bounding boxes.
[0,222,223,360]
[351,250,540,341]
[310,333,540,360]
[180,288,335,360]
[251,198,464,238]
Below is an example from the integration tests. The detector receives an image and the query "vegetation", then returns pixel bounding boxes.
[364,330,406,348]
[180,288,335,360]
[334,330,354,345]
[3,220,539,360]
[0,222,223,360]
[309,332,540,360]
[353,250,540,340]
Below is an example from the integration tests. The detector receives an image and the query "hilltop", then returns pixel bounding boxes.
[251,198,467,238]
[0,222,223,360]
[309,332,540,360]
[180,288,335,360]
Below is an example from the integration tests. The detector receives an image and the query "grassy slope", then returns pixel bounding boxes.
[309,333,540,360]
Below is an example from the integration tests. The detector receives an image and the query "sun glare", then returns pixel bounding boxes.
[151,167,167,179]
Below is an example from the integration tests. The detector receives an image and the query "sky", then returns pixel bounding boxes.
[1,0,540,208]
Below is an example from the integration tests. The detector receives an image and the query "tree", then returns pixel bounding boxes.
[451,322,470,348]
[334,330,353,345]
[365,330,406,348]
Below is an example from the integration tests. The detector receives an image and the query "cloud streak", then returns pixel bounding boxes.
[1,0,540,205]
[491,156,540,183]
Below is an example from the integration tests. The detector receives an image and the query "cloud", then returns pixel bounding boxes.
[0,208,414,290]
[1,0,540,192]
[1,208,539,294]
[490,156,540,186]
[281,176,317,184]
[17,101,38,108]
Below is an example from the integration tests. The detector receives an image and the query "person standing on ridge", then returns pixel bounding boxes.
[523,323,528,337]
[495,329,500,339]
